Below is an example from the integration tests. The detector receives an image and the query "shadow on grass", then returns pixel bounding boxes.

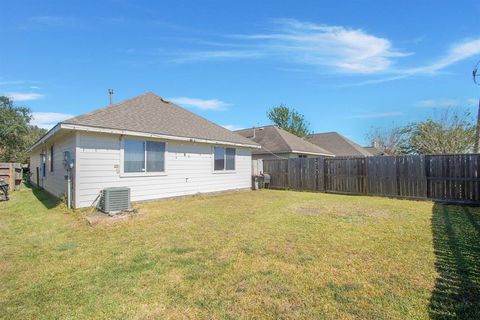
[28,183,62,209]
[429,203,480,319]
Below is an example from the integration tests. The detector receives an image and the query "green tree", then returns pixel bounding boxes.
[402,109,475,154]
[0,96,47,162]
[267,104,311,137]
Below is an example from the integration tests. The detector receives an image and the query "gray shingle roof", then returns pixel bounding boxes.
[363,146,386,156]
[307,132,373,157]
[235,125,333,156]
[63,92,258,147]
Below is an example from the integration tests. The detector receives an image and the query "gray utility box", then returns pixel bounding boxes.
[99,187,131,213]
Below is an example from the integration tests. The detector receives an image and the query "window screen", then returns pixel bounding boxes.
[226,148,235,170]
[124,139,145,173]
[214,147,225,171]
[146,141,165,172]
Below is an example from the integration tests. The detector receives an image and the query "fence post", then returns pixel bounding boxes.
[365,157,369,195]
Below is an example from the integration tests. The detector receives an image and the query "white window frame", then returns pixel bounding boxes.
[120,137,167,177]
[212,146,236,173]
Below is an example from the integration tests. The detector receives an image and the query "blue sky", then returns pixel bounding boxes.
[1,0,480,145]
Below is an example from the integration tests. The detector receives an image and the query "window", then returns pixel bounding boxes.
[298,154,307,158]
[124,139,165,174]
[41,153,46,177]
[124,139,145,173]
[50,145,54,172]
[146,141,165,172]
[226,148,236,170]
[213,146,235,171]
[214,147,225,171]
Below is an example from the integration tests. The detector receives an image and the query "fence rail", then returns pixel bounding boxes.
[262,154,480,204]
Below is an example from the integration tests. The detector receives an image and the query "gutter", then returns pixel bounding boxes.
[291,150,335,157]
[27,123,61,152]
[28,123,261,152]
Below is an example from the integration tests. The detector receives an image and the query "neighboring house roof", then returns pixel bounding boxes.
[235,125,333,156]
[363,146,386,156]
[30,92,259,151]
[306,132,374,157]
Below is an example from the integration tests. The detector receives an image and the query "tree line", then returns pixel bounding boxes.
[367,109,476,155]
[1,98,477,164]
[0,96,47,163]
[268,104,478,155]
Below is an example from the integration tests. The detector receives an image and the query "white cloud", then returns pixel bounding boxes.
[174,19,409,74]
[354,38,480,85]
[411,38,480,74]
[0,80,26,86]
[222,124,244,131]
[467,98,478,106]
[29,15,78,27]
[171,50,263,63]
[416,98,475,108]
[31,112,74,129]
[172,19,480,84]
[352,111,403,119]
[168,97,230,110]
[247,19,409,74]
[6,92,44,101]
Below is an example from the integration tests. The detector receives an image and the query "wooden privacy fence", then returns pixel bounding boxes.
[0,163,23,190]
[262,154,480,204]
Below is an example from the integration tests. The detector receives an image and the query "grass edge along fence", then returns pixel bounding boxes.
[262,154,480,204]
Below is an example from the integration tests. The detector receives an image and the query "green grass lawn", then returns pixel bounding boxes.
[1,186,479,319]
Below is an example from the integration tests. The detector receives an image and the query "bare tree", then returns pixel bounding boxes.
[367,126,406,155]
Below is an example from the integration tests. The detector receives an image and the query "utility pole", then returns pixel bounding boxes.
[475,98,480,153]
[473,61,480,153]
[108,89,114,105]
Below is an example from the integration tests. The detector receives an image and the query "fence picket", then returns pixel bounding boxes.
[262,154,480,204]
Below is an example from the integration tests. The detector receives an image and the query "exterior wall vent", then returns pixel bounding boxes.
[100,187,130,213]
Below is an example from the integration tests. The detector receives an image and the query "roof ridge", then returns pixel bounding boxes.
[308,131,337,136]
[274,127,332,155]
[272,126,294,152]
[63,92,157,124]
[334,132,372,156]
[160,97,257,144]
[59,92,258,147]
[235,124,275,131]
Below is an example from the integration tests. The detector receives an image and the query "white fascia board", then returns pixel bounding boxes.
[60,123,261,149]
[291,150,335,157]
[27,124,61,153]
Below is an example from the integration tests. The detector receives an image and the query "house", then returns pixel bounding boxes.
[28,92,260,208]
[306,132,374,157]
[363,145,387,156]
[235,125,333,160]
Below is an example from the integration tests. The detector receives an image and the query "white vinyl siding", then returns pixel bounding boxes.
[29,132,76,198]
[75,132,252,208]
